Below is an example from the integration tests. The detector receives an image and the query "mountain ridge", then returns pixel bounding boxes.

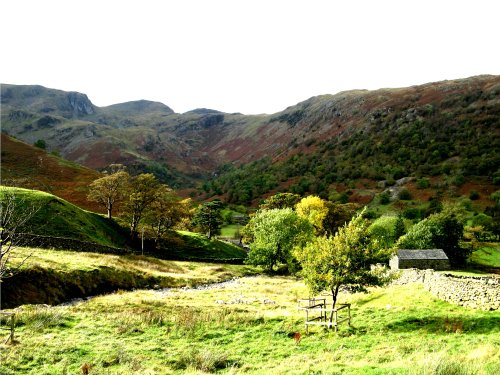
[1,75,499,200]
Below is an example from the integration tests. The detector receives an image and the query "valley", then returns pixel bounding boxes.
[1,75,499,374]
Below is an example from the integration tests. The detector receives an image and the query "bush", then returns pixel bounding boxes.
[379,191,391,205]
[33,139,46,149]
[403,208,422,220]
[398,189,412,200]
[469,190,480,200]
[416,178,430,189]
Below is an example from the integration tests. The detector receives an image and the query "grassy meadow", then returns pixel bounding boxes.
[1,271,499,374]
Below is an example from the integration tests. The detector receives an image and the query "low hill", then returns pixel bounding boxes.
[0,133,103,212]
[1,186,129,248]
[0,186,247,260]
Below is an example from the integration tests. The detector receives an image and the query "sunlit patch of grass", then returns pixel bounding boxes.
[1,277,499,374]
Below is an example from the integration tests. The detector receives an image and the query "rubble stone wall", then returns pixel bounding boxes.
[393,269,499,310]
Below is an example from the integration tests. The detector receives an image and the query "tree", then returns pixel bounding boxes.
[393,214,406,241]
[322,202,359,237]
[246,208,313,272]
[192,200,224,239]
[0,188,40,283]
[368,216,399,248]
[87,171,129,219]
[295,211,391,321]
[33,139,46,149]
[123,173,160,238]
[259,193,301,210]
[146,186,191,246]
[295,196,328,235]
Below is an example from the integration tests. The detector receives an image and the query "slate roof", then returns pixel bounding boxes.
[397,249,448,260]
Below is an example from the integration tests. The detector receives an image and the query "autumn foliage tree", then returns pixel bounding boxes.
[87,170,130,219]
[123,173,160,239]
[146,185,191,246]
[295,196,328,235]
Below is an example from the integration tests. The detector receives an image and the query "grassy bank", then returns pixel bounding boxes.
[1,276,499,374]
[1,247,257,308]
[1,187,129,248]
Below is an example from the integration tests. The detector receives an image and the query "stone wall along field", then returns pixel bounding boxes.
[393,269,499,311]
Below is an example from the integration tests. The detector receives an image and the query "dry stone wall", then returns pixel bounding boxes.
[393,269,499,310]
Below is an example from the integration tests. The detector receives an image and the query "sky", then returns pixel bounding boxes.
[1,0,499,115]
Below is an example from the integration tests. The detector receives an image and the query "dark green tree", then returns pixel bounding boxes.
[33,139,46,149]
[259,193,301,210]
[192,200,224,239]
[393,215,406,241]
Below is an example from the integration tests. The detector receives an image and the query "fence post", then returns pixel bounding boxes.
[10,313,15,342]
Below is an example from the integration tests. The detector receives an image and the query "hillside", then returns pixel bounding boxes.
[1,76,499,198]
[0,133,102,211]
[0,187,129,248]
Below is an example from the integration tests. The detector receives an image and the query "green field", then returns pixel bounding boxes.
[470,243,500,269]
[1,268,498,374]
[220,224,241,239]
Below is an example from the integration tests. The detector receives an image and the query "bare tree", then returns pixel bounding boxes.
[0,188,40,283]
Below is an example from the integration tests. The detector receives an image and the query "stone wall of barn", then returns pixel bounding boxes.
[392,269,499,310]
[398,259,450,270]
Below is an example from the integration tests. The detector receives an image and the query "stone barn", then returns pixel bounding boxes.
[390,249,450,270]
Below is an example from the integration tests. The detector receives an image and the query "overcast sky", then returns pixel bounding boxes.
[1,0,499,114]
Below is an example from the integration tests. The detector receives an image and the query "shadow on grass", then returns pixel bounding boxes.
[355,293,384,306]
[386,315,500,334]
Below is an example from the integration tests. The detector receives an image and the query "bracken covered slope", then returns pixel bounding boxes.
[1,75,499,197]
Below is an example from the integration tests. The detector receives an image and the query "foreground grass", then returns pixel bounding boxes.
[1,275,499,374]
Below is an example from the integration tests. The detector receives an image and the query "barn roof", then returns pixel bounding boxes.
[397,249,448,260]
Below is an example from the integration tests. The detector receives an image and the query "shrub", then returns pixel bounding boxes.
[469,190,480,200]
[398,189,412,200]
[33,139,46,149]
[416,178,430,189]
[379,191,391,205]
[403,208,421,220]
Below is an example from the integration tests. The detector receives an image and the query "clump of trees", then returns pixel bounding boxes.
[87,165,192,243]
[246,208,313,272]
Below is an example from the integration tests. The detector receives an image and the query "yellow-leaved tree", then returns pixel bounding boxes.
[295,196,328,235]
